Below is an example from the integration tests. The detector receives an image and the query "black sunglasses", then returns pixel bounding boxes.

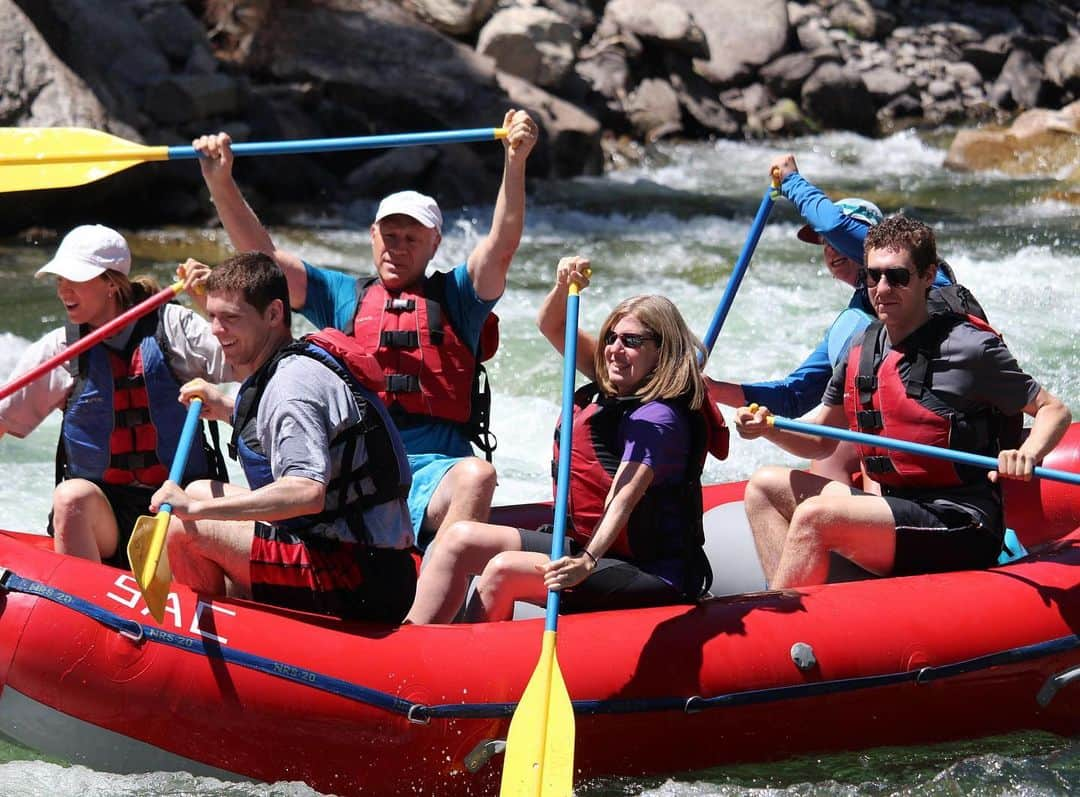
[604,330,658,349]
[864,266,913,287]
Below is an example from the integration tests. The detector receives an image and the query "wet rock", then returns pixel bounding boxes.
[602,0,708,59]
[801,61,877,135]
[945,100,1080,181]
[668,0,788,86]
[402,0,498,37]
[477,7,580,90]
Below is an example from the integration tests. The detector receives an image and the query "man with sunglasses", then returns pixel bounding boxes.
[735,215,1071,589]
[706,154,955,483]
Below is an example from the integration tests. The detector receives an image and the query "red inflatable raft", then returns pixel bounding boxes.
[1,426,1079,795]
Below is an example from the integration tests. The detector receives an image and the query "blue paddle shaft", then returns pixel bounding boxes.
[546,290,581,632]
[159,398,204,515]
[701,184,778,358]
[166,128,504,160]
[771,416,1080,486]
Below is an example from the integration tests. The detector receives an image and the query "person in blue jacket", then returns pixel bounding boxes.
[707,154,951,482]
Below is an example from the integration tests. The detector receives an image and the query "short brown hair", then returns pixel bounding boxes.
[206,251,291,328]
[864,215,938,276]
[594,295,706,409]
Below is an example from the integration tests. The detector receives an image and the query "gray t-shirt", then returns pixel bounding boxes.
[256,354,414,550]
[824,320,1040,414]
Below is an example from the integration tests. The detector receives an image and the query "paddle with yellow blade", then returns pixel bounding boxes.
[499,281,585,797]
[0,126,509,193]
[127,395,205,622]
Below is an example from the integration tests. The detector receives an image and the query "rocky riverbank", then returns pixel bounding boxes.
[2,0,1078,236]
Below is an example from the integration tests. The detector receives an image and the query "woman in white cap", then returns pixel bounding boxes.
[0,225,232,567]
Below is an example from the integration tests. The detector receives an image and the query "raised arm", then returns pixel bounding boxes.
[537,255,596,380]
[193,132,309,310]
[467,110,539,301]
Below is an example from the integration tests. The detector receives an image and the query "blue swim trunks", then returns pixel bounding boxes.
[408,453,464,550]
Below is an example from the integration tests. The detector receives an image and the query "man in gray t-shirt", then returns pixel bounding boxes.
[151,252,417,623]
[735,216,1072,589]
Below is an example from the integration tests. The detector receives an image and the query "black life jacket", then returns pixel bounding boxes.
[228,340,412,546]
[552,383,728,599]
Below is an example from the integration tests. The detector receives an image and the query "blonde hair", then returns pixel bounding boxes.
[101,270,161,311]
[593,295,706,409]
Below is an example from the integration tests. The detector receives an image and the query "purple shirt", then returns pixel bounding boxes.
[619,400,691,485]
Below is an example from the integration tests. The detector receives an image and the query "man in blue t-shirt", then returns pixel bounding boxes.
[193,109,539,551]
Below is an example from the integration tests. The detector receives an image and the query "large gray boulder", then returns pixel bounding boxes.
[0,0,114,129]
[602,0,708,58]
[477,6,580,89]
[801,62,877,135]
[668,0,788,86]
[401,0,498,37]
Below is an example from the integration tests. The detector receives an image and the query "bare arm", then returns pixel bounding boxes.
[992,388,1073,481]
[542,459,654,591]
[705,377,747,408]
[193,132,309,310]
[467,110,539,301]
[536,255,596,380]
[735,402,844,460]
[151,475,325,523]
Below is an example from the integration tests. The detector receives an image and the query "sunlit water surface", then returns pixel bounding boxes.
[0,129,1077,794]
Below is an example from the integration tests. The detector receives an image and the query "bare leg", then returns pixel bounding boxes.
[51,479,120,563]
[166,480,255,598]
[421,457,497,545]
[811,442,882,496]
[465,550,551,623]
[405,521,522,624]
[772,492,897,588]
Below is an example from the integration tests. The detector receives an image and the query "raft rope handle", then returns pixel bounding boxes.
[2,568,1079,720]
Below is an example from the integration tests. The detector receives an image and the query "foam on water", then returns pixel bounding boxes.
[1,131,1078,794]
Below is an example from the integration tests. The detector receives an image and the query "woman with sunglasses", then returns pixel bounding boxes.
[0,225,231,567]
[405,255,728,624]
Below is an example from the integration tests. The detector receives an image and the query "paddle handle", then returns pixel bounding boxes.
[167,127,509,160]
[701,175,780,359]
[157,398,205,515]
[546,284,581,632]
[767,414,1080,487]
[0,281,183,401]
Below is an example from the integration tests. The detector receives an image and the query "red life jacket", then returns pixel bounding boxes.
[347,272,499,457]
[60,310,226,490]
[843,314,1022,491]
[553,384,727,596]
[102,345,168,486]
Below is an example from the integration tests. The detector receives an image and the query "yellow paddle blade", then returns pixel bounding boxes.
[127,511,173,623]
[500,631,576,797]
[0,128,169,192]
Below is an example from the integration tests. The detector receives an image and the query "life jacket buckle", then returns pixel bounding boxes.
[385,374,420,394]
[385,298,415,312]
[856,409,883,431]
[380,330,420,348]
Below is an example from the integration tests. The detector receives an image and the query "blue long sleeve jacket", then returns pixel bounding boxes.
[741,173,952,418]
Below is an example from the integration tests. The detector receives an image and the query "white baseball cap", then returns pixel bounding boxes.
[36,224,132,282]
[374,190,443,234]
